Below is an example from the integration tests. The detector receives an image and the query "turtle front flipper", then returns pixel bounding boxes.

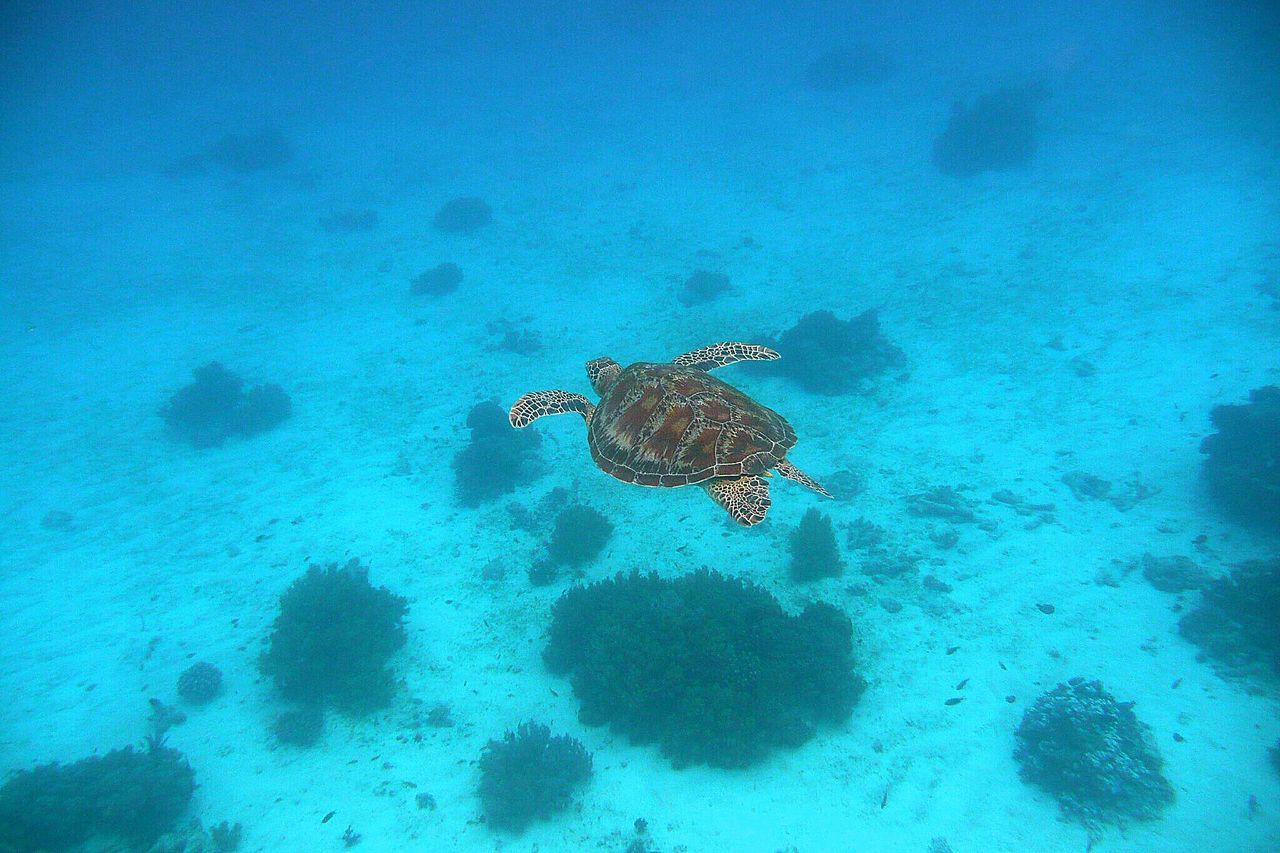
[509,391,595,428]
[672,342,780,372]
[705,475,771,526]
[775,458,832,498]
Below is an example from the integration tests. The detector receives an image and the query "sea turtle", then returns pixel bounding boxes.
[508,341,830,526]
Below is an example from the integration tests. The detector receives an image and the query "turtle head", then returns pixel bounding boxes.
[586,357,622,395]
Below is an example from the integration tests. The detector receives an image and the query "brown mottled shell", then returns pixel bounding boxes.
[587,362,796,487]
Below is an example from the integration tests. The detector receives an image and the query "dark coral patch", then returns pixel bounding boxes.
[545,569,864,768]
[412,262,463,296]
[933,85,1045,177]
[160,362,290,448]
[748,309,904,395]
[434,196,492,234]
[1200,386,1280,532]
[0,741,195,850]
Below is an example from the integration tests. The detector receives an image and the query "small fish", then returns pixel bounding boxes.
[944,697,964,706]
[321,811,336,824]
[1171,678,1182,689]
[946,646,959,656]
[955,678,969,690]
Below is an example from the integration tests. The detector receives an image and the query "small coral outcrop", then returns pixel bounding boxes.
[478,721,592,833]
[260,559,408,715]
[434,196,492,234]
[678,270,731,307]
[548,504,614,567]
[545,569,864,768]
[160,362,290,448]
[1014,678,1173,829]
[412,262,463,296]
[453,401,546,506]
[177,661,223,704]
[750,309,904,394]
[790,508,844,582]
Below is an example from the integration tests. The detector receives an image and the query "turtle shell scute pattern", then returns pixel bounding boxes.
[587,363,796,487]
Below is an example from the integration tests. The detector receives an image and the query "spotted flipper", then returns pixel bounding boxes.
[774,458,832,498]
[705,475,771,526]
[672,342,780,372]
[509,391,595,428]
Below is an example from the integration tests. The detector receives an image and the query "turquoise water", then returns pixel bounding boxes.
[2,2,1278,850]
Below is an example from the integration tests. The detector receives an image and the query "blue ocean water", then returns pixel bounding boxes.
[2,1,1278,850]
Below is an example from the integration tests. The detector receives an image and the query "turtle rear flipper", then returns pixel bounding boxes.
[775,458,832,498]
[672,342,779,372]
[509,391,595,428]
[705,475,771,526]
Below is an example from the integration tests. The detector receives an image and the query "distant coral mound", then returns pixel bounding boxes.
[166,127,292,177]
[412,262,464,296]
[933,85,1045,176]
[320,209,379,232]
[804,44,894,90]
[207,128,292,173]
[750,309,904,394]
[434,196,492,234]
[1200,385,1280,531]
[160,362,291,448]
[678,270,731,307]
